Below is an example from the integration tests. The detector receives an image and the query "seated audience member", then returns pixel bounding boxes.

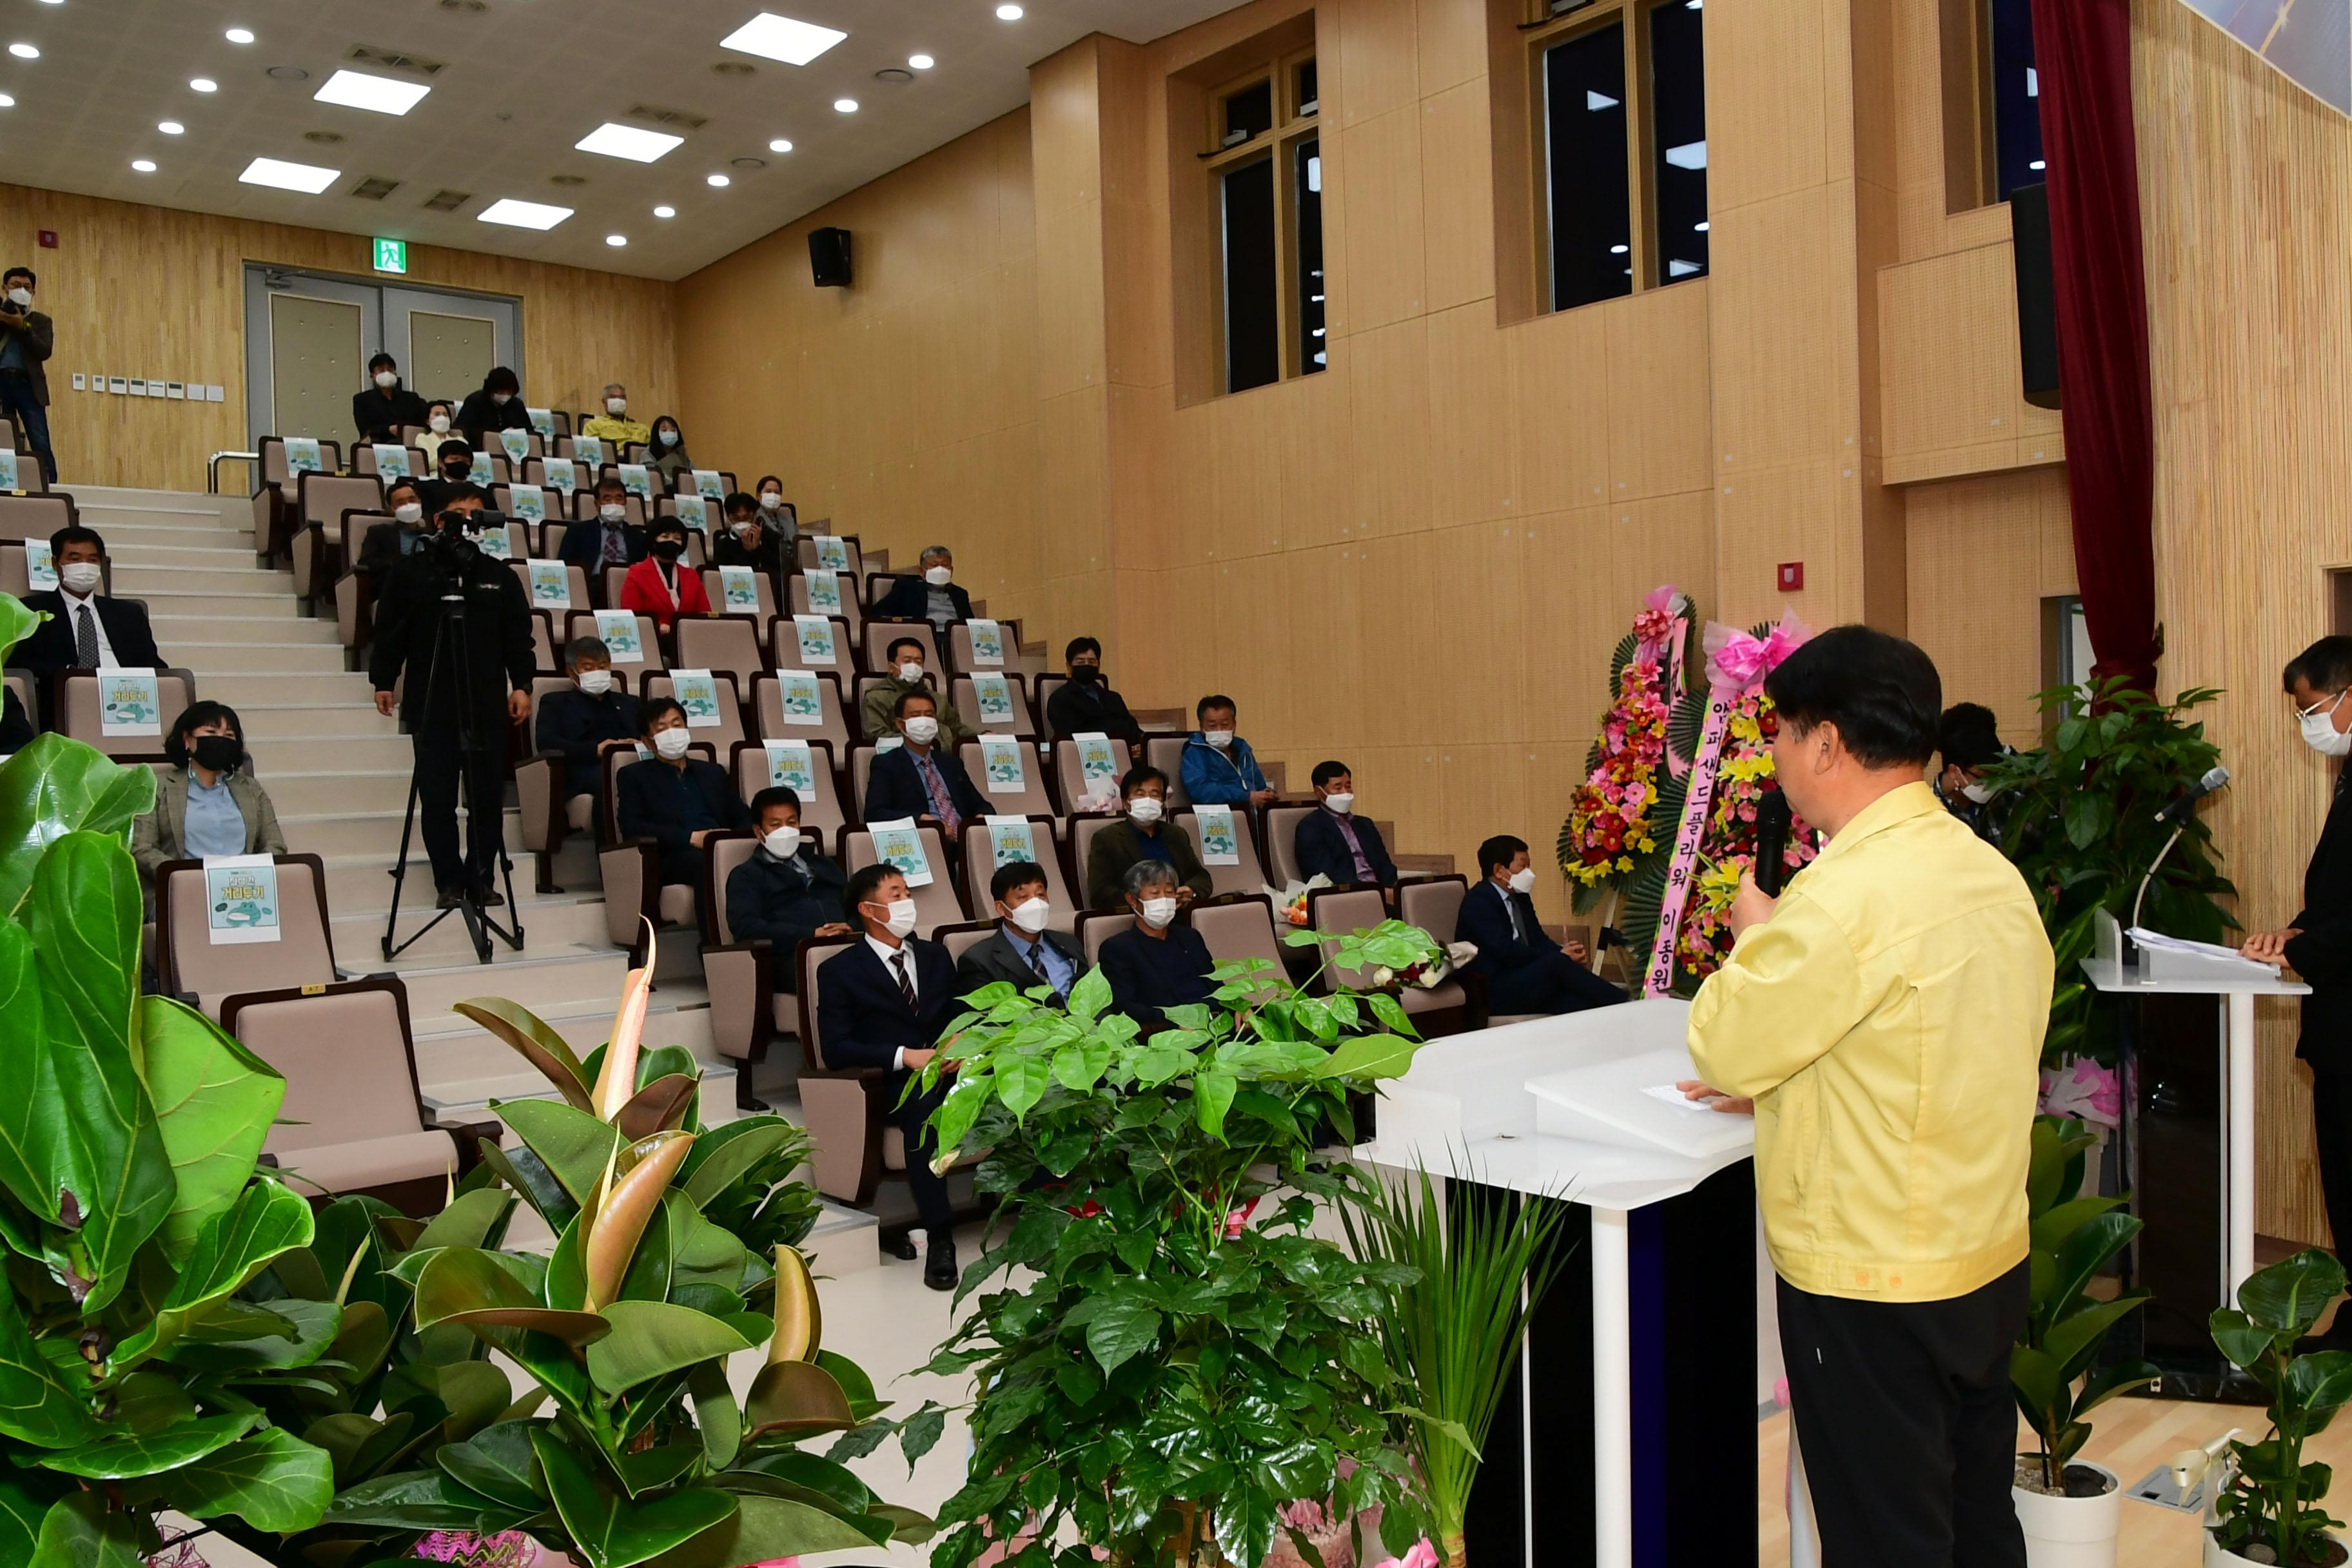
[12,525,161,681]
[958,859,1088,1005]
[433,438,476,485]
[616,698,747,899]
[132,701,286,882]
[754,478,799,556]
[725,786,852,978]
[561,478,647,569]
[582,383,651,447]
[872,545,972,633]
[422,399,460,446]
[1934,700,2008,839]
[1099,860,1217,1028]
[816,862,962,1288]
[355,479,429,574]
[1456,834,1623,1017]
[1046,637,1144,756]
[864,689,986,836]
[619,516,709,632]
[0,687,31,752]
[353,351,427,444]
[713,493,785,576]
[536,636,640,812]
[1295,760,1398,901]
[860,637,972,746]
[1086,765,1212,910]
[1181,695,1274,808]
[645,415,693,484]
[456,366,530,446]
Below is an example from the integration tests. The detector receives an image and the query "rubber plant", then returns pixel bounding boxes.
[2208,1248,2352,1566]
[918,920,1447,1568]
[317,929,937,1568]
[0,592,346,1563]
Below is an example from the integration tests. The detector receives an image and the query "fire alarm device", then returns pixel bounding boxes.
[35,231,56,250]
[1778,562,1805,592]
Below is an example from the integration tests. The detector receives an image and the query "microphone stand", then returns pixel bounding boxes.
[2128,823,2187,946]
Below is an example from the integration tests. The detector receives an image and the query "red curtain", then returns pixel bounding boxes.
[2030,0,2161,689]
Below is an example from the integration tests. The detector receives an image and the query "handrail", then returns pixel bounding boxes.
[208,450,259,494]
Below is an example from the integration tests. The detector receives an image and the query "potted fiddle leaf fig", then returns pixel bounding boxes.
[2206,1250,2352,1567]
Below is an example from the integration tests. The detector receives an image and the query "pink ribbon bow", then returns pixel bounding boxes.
[1703,611,1812,694]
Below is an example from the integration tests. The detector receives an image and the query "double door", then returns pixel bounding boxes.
[242,265,522,447]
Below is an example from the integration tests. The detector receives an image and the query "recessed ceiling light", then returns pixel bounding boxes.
[478,197,573,230]
[225,26,255,43]
[130,159,155,173]
[190,77,218,92]
[238,155,339,193]
[0,95,14,109]
[605,234,627,248]
[832,97,859,113]
[314,68,431,115]
[768,138,794,153]
[705,173,730,187]
[996,4,1024,18]
[719,12,847,66]
[574,121,683,162]
[35,1,59,6]
[264,64,307,81]
[7,44,39,60]
[1609,244,1629,255]
[908,54,935,70]
[158,121,183,135]
[652,204,676,218]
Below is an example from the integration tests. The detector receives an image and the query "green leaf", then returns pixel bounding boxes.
[413,1245,610,1344]
[586,1300,756,1393]
[2210,1308,2282,1372]
[1051,1039,1111,1093]
[493,1098,622,1209]
[534,1427,738,1568]
[37,1410,259,1478]
[453,999,596,1111]
[0,734,155,924]
[645,1493,893,1568]
[29,1491,144,1568]
[0,1279,93,1447]
[438,1418,547,1512]
[1311,1033,1420,1082]
[679,1118,794,1208]
[2287,1348,2352,1421]
[996,1055,1050,1124]
[137,995,288,1265]
[124,1427,333,1533]
[164,1295,342,1371]
[109,1175,313,1371]
[1068,967,1112,1026]
[322,1467,532,1532]
[0,1473,59,1568]
[2240,1248,2347,1335]
[479,1140,579,1230]
[412,1185,518,1254]
[743,1358,856,1439]
[1081,1297,1160,1375]
[689,1358,741,1471]
[1193,1070,1237,1141]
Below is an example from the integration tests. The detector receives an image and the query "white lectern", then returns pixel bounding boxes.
[1360,999,1756,1568]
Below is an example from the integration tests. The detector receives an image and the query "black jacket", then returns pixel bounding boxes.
[0,688,31,752]
[356,519,427,576]
[865,744,988,828]
[2289,781,2352,1066]
[956,926,1088,1000]
[725,847,848,961]
[10,591,162,681]
[616,757,746,852]
[1455,879,1559,981]
[455,389,533,446]
[872,577,974,625]
[559,518,647,570]
[816,936,961,1072]
[1046,678,1143,745]
[0,306,54,405]
[353,385,429,444]
[1295,809,1398,889]
[712,529,784,576]
[1099,925,1217,1027]
[535,687,640,799]
[366,544,535,725]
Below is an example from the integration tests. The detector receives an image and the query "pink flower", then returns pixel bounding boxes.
[1369,1541,1441,1568]
[1224,1197,1260,1240]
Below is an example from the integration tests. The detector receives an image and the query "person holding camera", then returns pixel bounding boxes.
[367,485,535,910]
[0,266,55,484]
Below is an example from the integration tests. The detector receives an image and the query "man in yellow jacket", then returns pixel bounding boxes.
[1686,624,2053,1567]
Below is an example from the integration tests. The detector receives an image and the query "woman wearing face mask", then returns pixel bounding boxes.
[618,517,710,633]
[355,480,429,575]
[712,493,783,576]
[353,352,427,445]
[643,416,693,484]
[1455,833,1625,1017]
[616,697,749,903]
[132,701,287,887]
[752,478,799,558]
[419,400,461,450]
[455,366,530,446]
[1097,860,1217,1029]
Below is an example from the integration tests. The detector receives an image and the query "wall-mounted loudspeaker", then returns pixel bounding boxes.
[2009,182,2059,410]
[810,227,853,289]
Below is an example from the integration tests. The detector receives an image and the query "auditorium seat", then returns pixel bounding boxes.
[752,670,852,749]
[956,739,1058,825]
[699,566,778,622]
[840,825,965,936]
[699,826,832,1110]
[957,816,1078,933]
[796,533,863,576]
[568,491,647,526]
[597,741,718,956]
[674,614,766,686]
[56,669,198,760]
[789,571,865,641]
[1144,736,1193,810]
[564,609,665,672]
[1264,804,1318,887]
[0,492,73,543]
[1067,812,1122,909]
[1186,894,1287,999]
[1054,738,1130,814]
[731,738,846,841]
[154,853,337,1020]
[1033,673,1069,740]
[642,670,749,754]
[947,620,1014,678]
[3,671,33,738]
[863,619,944,680]
[1306,885,1470,1037]
[514,671,639,889]
[1173,807,1270,897]
[526,457,589,493]
[352,444,427,481]
[1077,909,1135,966]
[511,560,591,620]
[951,672,1039,739]
[774,614,858,682]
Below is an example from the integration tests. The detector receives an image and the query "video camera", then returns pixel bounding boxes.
[416,507,508,568]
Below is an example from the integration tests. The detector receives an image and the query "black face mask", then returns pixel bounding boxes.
[191,734,240,773]
[1071,666,1102,685]
[651,539,685,562]
[441,464,469,481]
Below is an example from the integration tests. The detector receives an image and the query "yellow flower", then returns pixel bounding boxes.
[1637,838,1656,853]
[1616,856,1634,871]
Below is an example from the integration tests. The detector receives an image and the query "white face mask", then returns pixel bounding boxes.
[763,826,803,859]
[880,897,919,939]
[923,565,953,587]
[394,502,424,526]
[655,429,678,447]
[429,415,451,434]
[1507,867,1537,896]
[492,392,512,406]
[576,669,612,695]
[760,493,782,509]
[57,562,101,594]
[1203,729,1233,749]
[600,503,627,524]
[1126,796,1164,826]
[1961,781,1994,805]
[902,716,939,746]
[6,288,29,309]
[374,370,398,389]
[605,397,628,415]
[897,662,924,683]
[2302,696,2352,758]
[1322,792,1355,815]
[1139,897,1178,930]
[1008,897,1051,935]
[652,727,691,760]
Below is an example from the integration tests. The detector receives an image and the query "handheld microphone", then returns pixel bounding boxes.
[1754,792,1794,897]
[2155,766,2231,826]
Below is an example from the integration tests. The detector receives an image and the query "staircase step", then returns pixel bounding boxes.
[333,892,611,964]
[118,542,270,567]
[278,805,522,858]
[317,838,598,909]
[250,734,410,774]
[234,703,399,740]
[141,592,308,620]
[162,642,348,674]
[413,984,717,1102]
[115,565,294,596]
[70,485,246,520]
[386,945,634,1018]
[201,671,376,705]
[264,769,417,816]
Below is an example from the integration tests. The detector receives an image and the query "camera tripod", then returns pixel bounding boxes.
[382,575,526,965]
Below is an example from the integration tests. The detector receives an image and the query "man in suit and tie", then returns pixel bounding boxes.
[864,689,988,836]
[870,544,974,634]
[817,862,964,1288]
[1456,834,1624,1017]
[1294,761,1400,904]
[11,525,163,696]
[559,478,648,571]
[958,860,1088,1005]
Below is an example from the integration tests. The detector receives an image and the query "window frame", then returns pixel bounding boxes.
[1202,47,1322,394]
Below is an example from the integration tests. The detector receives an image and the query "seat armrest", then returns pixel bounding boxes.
[429,1117,503,1177]
[255,1152,280,1170]
[597,838,661,949]
[701,939,775,1065]
[1458,969,1492,1032]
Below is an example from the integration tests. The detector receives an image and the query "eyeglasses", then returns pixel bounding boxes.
[2298,691,2348,720]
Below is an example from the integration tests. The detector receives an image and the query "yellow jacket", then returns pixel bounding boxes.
[581,415,651,448]
[1687,781,2053,1302]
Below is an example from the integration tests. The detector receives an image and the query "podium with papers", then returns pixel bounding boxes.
[1360,999,1758,1568]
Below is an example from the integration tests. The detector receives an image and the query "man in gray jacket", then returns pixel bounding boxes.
[0,266,56,484]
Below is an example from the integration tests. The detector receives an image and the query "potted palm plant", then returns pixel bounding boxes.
[2205,1250,2352,1567]
[2008,1116,2161,1566]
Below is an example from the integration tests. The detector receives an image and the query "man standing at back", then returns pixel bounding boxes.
[0,266,56,484]
[1683,625,2051,1565]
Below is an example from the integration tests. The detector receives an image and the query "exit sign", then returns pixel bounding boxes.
[372,237,407,275]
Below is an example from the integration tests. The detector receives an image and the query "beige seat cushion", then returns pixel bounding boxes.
[659,883,696,924]
[567,795,594,833]
[272,1129,460,1196]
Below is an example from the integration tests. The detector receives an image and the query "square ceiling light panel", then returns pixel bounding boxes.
[313,68,431,115]
[575,122,684,162]
[720,12,847,66]
[477,198,574,230]
[239,157,341,193]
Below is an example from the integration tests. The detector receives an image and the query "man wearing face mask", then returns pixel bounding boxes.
[2245,636,2352,1297]
[1455,834,1625,1017]
[1086,765,1212,911]
[616,698,749,903]
[355,480,432,576]
[817,862,965,1286]
[353,352,427,445]
[1295,761,1399,903]
[726,787,854,1027]
[871,545,974,634]
[859,638,972,747]
[1099,860,1218,1029]
[12,526,161,689]
[1044,636,1144,756]
[957,860,1088,1004]
[1182,696,1275,809]
[534,636,640,827]
[1933,703,2008,841]
[433,440,478,487]
[455,366,529,447]
[559,478,647,570]
[0,266,56,484]
[712,493,783,576]
[863,689,987,837]
[618,517,709,634]
[581,382,651,448]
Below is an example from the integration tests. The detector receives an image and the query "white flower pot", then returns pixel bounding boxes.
[2204,1526,2347,1565]
[2012,1460,2121,1568]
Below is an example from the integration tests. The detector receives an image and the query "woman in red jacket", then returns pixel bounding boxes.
[619,515,709,632]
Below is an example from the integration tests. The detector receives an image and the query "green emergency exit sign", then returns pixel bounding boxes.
[372,237,408,275]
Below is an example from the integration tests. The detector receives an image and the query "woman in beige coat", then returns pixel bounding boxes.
[132,701,287,880]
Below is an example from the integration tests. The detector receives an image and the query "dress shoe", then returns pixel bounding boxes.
[469,882,505,908]
[436,885,465,910]
[924,1234,958,1292]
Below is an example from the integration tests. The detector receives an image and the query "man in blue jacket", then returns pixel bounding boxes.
[1294,760,1398,903]
[1456,834,1623,1016]
[1180,694,1274,808]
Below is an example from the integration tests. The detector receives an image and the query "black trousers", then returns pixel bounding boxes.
[2311,1064,2352,1263]
[1779,1261,2029,1568]
[890,1072,954,1239]
[413,722,506,892]
[1490,951,1625,1015]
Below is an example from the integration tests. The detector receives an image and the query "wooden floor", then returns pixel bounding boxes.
[1754,1396,2347,1561]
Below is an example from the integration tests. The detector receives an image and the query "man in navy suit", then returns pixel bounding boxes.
[559,477,648,570]
[615,698,748,908]
[10,525,162,689]
[817,862,963,1288]
[1293,760,1399,903]
[1456,834,1624,1017]
[864,689,987,836]
[870,544,975,633]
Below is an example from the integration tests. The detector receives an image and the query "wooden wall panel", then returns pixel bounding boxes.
[1903,467,2073,744]
[1705,0,1833,211]
[1333,103,1429,333]
[1420,78,1497,313]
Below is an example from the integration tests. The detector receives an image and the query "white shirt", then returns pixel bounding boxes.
[61,588,118,669]
[865,932,919,1070]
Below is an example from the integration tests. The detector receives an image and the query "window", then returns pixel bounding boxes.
[1531,0,1709,314]
[1204,50,1324,395]
[1983,0,2044,201]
